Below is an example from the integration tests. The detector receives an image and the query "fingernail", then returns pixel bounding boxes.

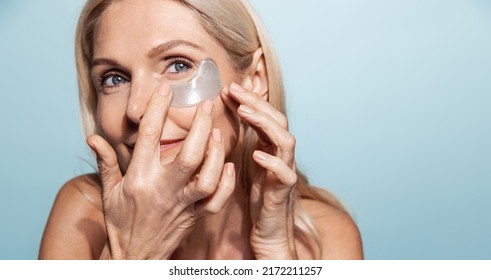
[202,100,214,115]
[253,150,267,161]
[221,87,229,95]
[230,82,246,93]
[226,162,235,176]
[238,105,254,114]
[159,84,170,96]
[212,128,222,143]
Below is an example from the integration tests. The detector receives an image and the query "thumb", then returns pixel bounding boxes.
[87,135,122,199]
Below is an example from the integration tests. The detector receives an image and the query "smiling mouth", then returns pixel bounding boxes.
[160,139,184,152]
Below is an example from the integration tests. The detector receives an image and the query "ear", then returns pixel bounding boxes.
[240,48,269,101]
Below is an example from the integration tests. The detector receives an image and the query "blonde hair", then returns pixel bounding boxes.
[75,0,346,259]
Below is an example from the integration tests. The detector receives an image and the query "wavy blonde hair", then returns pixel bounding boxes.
[76,0,346,259]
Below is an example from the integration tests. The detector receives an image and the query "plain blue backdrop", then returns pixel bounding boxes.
[0,0,489,259]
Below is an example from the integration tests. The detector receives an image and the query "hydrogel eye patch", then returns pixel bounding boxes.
[170,59,222,107]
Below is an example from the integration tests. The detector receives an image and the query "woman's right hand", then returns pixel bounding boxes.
[86,84,236,259]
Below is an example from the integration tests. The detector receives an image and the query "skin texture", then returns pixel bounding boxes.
[39,0,363,260]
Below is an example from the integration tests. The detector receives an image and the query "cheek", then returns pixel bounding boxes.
[213,101,240,155]
[169,101,240,155]
[167,107,197,130]
[97,97,127,143]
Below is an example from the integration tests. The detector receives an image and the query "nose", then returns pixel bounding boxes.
[126,72,156,125]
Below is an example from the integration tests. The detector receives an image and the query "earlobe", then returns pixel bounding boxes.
[241,48,269,101]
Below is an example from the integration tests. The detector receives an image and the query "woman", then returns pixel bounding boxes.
[39,0,363,259]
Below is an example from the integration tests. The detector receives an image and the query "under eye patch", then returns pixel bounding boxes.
[170,59,222,107]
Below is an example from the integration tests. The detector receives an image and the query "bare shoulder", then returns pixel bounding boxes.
[299,187,364,260]
[39,173,106,259]
[57,173,103,208]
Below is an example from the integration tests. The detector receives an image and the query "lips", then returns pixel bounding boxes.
[159,139,184,152]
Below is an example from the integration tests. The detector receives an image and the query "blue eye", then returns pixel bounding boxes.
[102,74,128,87]
[167,62,190,73]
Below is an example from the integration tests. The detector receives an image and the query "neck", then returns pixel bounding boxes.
[171,182,254,259]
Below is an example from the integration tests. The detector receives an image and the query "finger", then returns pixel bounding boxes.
[224,83,295,165]
[238,105,296,166]
[86,135,122,199]
[130,83,172,170]
[249,179,264,224]
[220,87,240,112]
[195,162,236,215]
[253,150,297,192]
[226,82,289,129]
[171,100,214,182]
[237,104,277,149]
[182,128,225,203]
[221,86,271,146]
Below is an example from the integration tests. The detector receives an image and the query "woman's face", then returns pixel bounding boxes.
[91,0,241,172]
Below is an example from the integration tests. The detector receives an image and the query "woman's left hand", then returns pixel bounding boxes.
[221,82,298,259]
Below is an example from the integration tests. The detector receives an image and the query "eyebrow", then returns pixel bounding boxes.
[91,57,124,69]
[146,40,203,59]
[91,40,203,68]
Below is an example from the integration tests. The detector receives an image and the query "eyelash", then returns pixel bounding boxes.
[164,57,193,74]
[95,56,195,91]
[97,70,128,90]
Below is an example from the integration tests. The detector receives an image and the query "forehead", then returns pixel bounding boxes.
[93,0,212,57]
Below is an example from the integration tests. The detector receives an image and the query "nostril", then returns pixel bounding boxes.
[126,116,140,128]
[126,104,144,125]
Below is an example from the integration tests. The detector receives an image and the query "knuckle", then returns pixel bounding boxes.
[283,134,296,150]
[176,154,201,174]
[123,184,137,197]
[245,94,259,106]
[286,171,298,186]
[256,113,268,125]
[97,160,118,177]
[124,176,148,196]
[277,114,289,129]
[212,142,225,155]
[176,162,195,175]
[195,179,216,197]
[179,187,194,207]
[130,175,147,189]
[97,161,109,175]
[138,123,161,139]
[222,180,235,196]
[191,203,204,218]
[271,157,283,170]
[203,203,221,215]
[264,192,288,208]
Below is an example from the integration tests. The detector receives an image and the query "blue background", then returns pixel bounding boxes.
[0,0,489,259]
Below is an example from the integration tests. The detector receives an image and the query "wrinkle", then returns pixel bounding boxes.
[73,174,103,211]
